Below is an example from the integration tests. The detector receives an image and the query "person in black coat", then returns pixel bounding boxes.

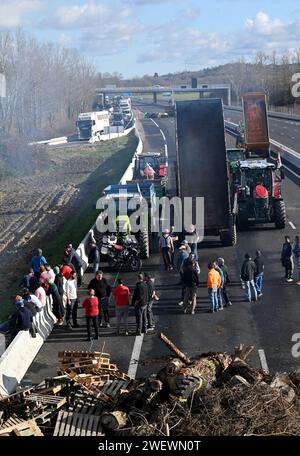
[132,274,149,335]
[9,297,33,340]
[240,253,257,302]
[88,243,100,274]
[63,244,83,286]
[88,271,111,327]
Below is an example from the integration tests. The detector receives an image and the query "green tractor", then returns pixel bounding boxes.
[93,182,157,259]
[227,149,286,229]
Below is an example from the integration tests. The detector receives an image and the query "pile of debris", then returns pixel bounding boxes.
[1,334,300,436]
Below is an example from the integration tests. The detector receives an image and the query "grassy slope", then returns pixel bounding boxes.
[0,133,138,320]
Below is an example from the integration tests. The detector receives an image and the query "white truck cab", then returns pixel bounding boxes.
[76,111,110,140]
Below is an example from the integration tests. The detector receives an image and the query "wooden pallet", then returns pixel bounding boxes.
[101,380,131,399]
[0,416,43,436]
[53,410,104,436]
[25,395,67,409]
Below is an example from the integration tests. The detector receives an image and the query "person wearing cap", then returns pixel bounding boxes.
[88,271,111,328]
[217,258,232,307]
[31,249,47,278]
[184,224,200,262]
[182,258,200,314]
[82,289,99,341]
[158,229,174,271]
[9,297,33,340]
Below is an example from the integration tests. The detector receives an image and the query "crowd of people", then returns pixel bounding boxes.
[2,229,299,345]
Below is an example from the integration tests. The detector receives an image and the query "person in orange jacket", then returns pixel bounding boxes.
[207,263,221,313]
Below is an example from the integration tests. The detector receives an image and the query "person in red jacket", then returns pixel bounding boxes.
[113,278,130,335]
[82,289,99,341]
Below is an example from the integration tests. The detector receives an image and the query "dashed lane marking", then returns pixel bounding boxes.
[127,333,145,379]
[258,349,269,374]
[289,221,297,230]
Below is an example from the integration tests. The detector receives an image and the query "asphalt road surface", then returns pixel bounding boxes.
[27,98,300,385]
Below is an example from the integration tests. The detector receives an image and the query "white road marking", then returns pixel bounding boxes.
[127,333,145,379]
[165,143,168,158]
[289,221,297,230]
[150,118,160,128]
[258,349,269,374]
[160,129,166,141]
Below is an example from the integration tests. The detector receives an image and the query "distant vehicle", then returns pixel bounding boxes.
[76,111,110,140]
[112,113,124,127]
[120,98,131,109]
[144,112,168,119]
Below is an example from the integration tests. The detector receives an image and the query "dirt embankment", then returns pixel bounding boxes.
[0,135,137,318]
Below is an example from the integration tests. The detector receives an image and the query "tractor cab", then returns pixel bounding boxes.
[135,153,167,179]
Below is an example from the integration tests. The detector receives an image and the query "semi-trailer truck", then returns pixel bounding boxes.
[76,111,110,141]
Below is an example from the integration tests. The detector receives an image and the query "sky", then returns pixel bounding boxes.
[1,0,300,77]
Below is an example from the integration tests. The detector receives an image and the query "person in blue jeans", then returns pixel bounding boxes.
[254,250,264,297]
[241,253,257,302]
[293,236,300,285]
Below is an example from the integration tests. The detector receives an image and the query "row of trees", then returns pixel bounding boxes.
[0,30,96,141]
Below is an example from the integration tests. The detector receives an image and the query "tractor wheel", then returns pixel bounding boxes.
[139,230,149,259]
[274,200,286,229]
[220,222,237,247]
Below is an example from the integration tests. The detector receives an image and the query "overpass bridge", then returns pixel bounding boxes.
[95,83,231,105]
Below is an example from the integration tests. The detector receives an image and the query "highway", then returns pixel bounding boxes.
[224,108,300,154]
[27,99,300,384]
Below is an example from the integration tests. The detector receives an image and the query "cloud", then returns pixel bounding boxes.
[42,1,142,56]
[137,10,300,67]
[246,11,283,35]
[0,0,41,27]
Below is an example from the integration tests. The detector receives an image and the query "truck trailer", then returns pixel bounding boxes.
[76,111,110,141]
[176,98,236,246]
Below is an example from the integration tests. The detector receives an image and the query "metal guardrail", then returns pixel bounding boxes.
[224,105,300,122]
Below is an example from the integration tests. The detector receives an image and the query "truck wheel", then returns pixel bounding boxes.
[131,257,142,272]
[139,230,149,259]
[274,200,286,229]
[220,223,236,247]
[94,227,103,248]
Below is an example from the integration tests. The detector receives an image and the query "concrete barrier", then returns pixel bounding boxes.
[0,297,56,396]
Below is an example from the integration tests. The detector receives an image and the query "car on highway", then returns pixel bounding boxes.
[144,112,168,119]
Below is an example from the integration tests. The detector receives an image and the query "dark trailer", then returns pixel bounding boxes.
[176,98,236,246]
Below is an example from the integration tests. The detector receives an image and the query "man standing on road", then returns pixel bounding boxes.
[254,250,264,297]
[182,259,200,314]
[66,271,79,329]
[241,254,257,302]
[214,261,224,311]
[132,274,148,335]
[159,229,174,271]
[207,263,221,313]
[292,236,300,285]
[88,271,111,328]
[82,289,99,342]
[63,244,83,287]
[177,244,189,307]
[88,242,100,274]
[217,258,232,307]
[144,273,156,330]
[113,278,130,335]
[281,236,294,282]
